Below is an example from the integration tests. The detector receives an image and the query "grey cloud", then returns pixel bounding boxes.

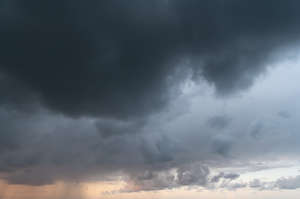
[249,179,267,189]
[207,115,232,130]
[0,109,185,186]
[216,179,267,191]
[1,97,300,190]
[275,175,300,190]
[219,176,300,191]
[139,135,180,165]
[210,172,240,183]
[278,111,291,119]
[95,119,145,138]
[1,0,300,191]
[228,176,300,191]
[249,121,264,139]
[176,164,210,186]
[211,135,234,157]
[5,169,56,186]
[223,182,247,190]
[124,164,210,192]
[124,170,177,192]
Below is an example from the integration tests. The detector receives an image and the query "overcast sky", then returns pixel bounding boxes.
[1,1,300,199]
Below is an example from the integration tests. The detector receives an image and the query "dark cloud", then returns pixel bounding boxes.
[0,73,40,112]
[0,108,185,186]
[1,0,300,119]
[95,119,145,138]
[0,101,300,189]
[1,0,300,191]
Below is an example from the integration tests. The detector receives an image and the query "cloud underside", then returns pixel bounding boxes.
[0,0,300,191]
[1,0,300,118]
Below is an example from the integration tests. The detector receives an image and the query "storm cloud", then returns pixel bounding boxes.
[1,0,300,193]
[1,0,300,119]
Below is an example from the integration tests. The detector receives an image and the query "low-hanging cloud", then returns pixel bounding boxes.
[1,0,300,193]
[1,0,300,119]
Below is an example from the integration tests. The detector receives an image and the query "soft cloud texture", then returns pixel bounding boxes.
[0,0,300,195]
[1,0,300,119]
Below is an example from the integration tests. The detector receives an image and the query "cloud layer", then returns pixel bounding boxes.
[1,0,300,119]
[1,0,300,192]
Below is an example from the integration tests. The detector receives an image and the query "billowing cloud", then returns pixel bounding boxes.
[1,0,300,119]
[1,0,300,194]
[123,164,210,192]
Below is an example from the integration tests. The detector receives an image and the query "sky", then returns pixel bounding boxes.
[1,0,300,199]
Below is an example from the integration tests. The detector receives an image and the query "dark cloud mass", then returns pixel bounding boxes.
[1,0,300,191]
[1,0,300,118]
